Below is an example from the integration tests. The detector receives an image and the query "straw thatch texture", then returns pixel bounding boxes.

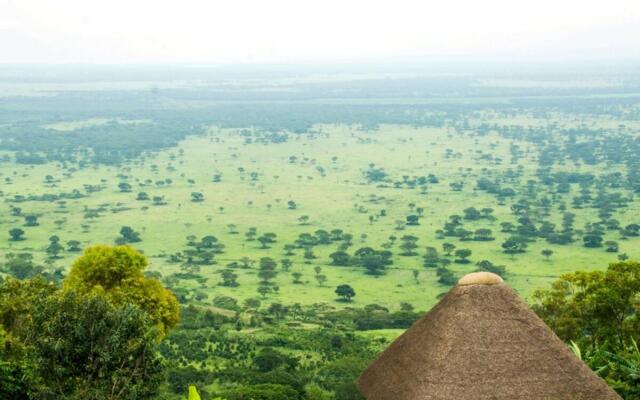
[357,282,621,400]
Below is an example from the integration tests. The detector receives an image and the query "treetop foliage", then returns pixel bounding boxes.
[0,245,179,399]
[533,261,640,398]
[65,245,179,337]
[534,260,640,350]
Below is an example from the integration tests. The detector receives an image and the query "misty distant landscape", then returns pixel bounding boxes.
[1,63,639,398]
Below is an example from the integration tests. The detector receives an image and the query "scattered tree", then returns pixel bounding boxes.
[335,284,356,302]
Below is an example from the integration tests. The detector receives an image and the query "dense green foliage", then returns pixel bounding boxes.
[29,292,165,399]
[0,246,177,400]
[534,261,640,398]
[65,245,180,336]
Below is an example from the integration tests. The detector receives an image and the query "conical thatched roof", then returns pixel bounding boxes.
[357,272,621,400]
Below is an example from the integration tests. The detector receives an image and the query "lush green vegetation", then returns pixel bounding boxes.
[534,261,640,398]
[0,245,178,399]
[1,67,640,398]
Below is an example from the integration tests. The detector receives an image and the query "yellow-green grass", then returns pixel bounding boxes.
[1,118,637,312]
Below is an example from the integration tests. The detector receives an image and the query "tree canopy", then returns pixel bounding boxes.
[64,245,179,337]
[533,260,640,351]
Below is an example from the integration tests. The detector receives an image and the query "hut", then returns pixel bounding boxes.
[357,272,621,400]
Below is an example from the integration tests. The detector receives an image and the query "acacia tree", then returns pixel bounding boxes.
[424,247,440,268]
[117,226,142,244]
[442,242,456,256]
[257,257,278,285]
[583,234,603,248]
[405,215,420,226]
[24,215,39,227]
[257,233,277,249]
[437,267,457,286]
[190,192,204,202]
[46,235,64,259]
[335,284,355,302]
[304,247,316,259]
[454,249,472,264]
[330,251,350,266]
[257,286,271,298]
[8,228,25,241]
[292,272,303,284]
[355,248,392,276]
[136,192,149,201]
[280,259,292,272]
[399,235,419,256]
[67,240,82,252]
[502,236,528,256]
[315,274,327,287]
[118,182,132,193]
[476,260,506,277]
[220,269,239,287]
[245,228,257,241]
[604,241,619,253]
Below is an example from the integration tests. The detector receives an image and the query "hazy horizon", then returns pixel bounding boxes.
[2,0,639,65]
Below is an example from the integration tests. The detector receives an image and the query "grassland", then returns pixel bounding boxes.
[2,115,637,312]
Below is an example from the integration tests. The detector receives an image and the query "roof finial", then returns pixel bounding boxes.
[458,271,503,285]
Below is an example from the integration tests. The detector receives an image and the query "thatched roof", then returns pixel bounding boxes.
[357,272,621,400]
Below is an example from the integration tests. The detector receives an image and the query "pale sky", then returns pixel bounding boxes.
[1,0,639,65]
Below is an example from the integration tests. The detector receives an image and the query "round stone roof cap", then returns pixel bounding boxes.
[458,271,504,286]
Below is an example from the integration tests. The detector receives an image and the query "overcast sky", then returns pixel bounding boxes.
[1,0,639,65]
